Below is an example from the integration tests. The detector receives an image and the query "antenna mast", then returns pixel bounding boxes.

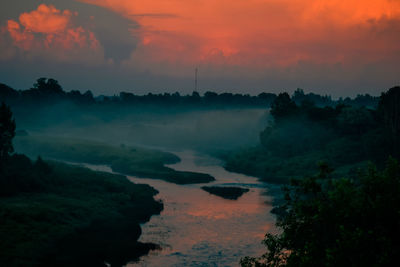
[195,67,198,91]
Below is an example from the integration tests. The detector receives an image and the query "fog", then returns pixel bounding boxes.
[14,103,269,152]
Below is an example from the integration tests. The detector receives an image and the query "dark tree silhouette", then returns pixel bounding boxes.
[0,102,16,160]
[34,77,64,95]
[379,86,400,136]
[241,159,400,267]
[270,92,297,122]
[0,83,19,101]
[379,86,400,156]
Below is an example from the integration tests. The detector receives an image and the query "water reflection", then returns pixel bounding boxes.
[124,150,276,267]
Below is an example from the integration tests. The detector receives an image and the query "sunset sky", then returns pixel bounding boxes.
[1,0,399,96]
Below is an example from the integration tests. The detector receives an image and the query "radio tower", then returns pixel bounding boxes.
[195,67,198,91]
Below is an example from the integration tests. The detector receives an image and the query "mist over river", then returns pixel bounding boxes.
[84,150,276,266]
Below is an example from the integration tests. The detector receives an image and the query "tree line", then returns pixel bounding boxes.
[0,78,379,109]
[240,86,400,266]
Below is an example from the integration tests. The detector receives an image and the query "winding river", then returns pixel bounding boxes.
[85,150,276,266]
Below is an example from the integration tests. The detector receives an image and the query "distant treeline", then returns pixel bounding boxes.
[239,86,400,267]
[0,78,379,108]
[223,86,400,183]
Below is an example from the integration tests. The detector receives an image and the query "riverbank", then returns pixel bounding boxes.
[14,135,215,184]
[0,156,163,266]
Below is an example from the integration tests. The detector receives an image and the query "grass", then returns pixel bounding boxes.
[220,145,370,184]
[14,135,215,184]
[0,159,163,266]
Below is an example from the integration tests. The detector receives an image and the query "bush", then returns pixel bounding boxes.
[241,159,400,267]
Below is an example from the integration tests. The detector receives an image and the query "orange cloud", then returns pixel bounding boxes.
[6,4,100,52]
[19,4,72,34]
[80,0,400,69]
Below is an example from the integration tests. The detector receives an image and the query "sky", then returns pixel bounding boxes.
[0,0,399,97]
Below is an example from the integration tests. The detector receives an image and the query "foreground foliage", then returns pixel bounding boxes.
[0,154,163,266]
[0,102,16,160]
[241,159,400,266]
[0,102,164,266]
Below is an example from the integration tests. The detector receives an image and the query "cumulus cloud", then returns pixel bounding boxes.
[2,4,102,63]
[18,4,71,34]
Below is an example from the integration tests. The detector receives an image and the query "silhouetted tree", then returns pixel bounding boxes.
[34,77,64,95]
[379,86,400,156]
[337,106,375,135]
[292,88,306,104]
[270,93,297,122]
[192,91,200,99]
[0,83,19,102]
[379,87,400,136]
[0,102,16,161]
[241,159,400,267]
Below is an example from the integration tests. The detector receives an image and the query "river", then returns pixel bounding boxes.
[84,150,276,266]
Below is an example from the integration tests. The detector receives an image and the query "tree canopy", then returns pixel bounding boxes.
[270,93,298,122]
[241,159,400,267]
[33,77,64,95]
[0,102,16,160]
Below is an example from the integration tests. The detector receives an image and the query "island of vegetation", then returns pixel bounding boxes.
[201,186,250,200]
[14,135,215,184]
[0,103,163,266]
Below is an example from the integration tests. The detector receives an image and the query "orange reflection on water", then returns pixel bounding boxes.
[127,151,276,266]
[186,189,265,220]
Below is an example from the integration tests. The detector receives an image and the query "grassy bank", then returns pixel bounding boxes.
[220,146,369,184]
[14,135,215,184]
[0,155,163,266]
